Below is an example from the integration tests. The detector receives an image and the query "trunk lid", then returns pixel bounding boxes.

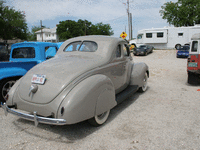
[18,53,105,104]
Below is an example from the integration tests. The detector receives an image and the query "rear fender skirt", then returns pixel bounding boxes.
[130,62,149,87]
[57,74,116,124]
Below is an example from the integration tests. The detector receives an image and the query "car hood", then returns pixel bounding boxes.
[136,48,145,51]
[177,50,189,53]
[18,53,106,104]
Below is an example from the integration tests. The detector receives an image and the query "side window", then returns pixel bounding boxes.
[45,46,58,59]
[123,44,129,57]
[178,33,183,37]
[116,45,121,57]
[191,41,198,52]
[146,33,152,38]
[157,32,163,38]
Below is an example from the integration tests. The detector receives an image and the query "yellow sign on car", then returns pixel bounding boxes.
[120,32,127,39]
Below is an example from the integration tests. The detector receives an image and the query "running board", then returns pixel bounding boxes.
[116,85,138,104]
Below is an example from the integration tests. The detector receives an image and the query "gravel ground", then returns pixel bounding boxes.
[1,50,200,150]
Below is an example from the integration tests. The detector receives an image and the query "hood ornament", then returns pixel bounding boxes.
[29,85,38,96]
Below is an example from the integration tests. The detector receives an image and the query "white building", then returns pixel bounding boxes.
[35,27,59,42]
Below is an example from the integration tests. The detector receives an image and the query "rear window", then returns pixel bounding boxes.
[64,41,98,52]
[12,47,35,58]
[191,41,198,52]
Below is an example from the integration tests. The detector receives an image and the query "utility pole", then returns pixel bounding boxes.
[127,0,130,41]
[40,20,43,42]
[127,0,132,41]
[85,20,86,36]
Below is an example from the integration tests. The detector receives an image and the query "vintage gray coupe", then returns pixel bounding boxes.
[1,36,149,126]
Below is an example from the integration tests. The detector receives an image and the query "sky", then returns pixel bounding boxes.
[6,0,178,39]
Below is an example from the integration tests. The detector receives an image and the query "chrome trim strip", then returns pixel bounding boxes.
[1,103,66,126]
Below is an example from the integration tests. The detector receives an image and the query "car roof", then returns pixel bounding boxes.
[58,35,125,54]
[11,42,58,49]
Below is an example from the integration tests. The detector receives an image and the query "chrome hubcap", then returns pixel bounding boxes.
[2,80,16,100]
[142,74,148,91]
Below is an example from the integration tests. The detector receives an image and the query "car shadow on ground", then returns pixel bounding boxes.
[12,90,145,143]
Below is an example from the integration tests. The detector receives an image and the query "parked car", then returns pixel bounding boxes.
[0,42,59,103]
[133,45,154,56]
[1,36,149,126]
[176,45,190,58]
[187,33,200,85]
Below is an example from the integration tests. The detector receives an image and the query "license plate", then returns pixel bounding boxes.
[31,74,46,84]
[188,62,198,67]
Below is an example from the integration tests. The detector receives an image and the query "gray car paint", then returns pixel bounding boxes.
[5,35,149,125]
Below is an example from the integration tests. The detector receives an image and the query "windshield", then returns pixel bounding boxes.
[191,41,198,52]
[138,45,146,48]
[137,34,143,39]
[178,46,190,51]
[12,47,35,58]
[64,41,98,52]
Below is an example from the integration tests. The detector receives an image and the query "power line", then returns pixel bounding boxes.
[103,14,127,23]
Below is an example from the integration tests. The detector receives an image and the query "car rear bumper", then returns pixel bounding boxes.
[1,103,66,126]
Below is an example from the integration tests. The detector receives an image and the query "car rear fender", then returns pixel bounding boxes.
[57,74,116,124]
[130,62,149,87]
[0,67,26,81]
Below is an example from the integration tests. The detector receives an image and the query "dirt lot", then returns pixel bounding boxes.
[0,50,200,150]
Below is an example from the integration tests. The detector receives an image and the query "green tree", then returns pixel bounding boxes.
[160,0,200,27]
[28,25,46,41]
[92,22,114,35]
[56,19,114,41]
[0,1,28,41]
[56,20,82,41]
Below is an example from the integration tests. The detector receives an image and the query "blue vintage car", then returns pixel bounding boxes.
[0,42,59,103]
[176,45,190,58]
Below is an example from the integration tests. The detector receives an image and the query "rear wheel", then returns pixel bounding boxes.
[0,79,16,103]
[138,72,148,92]
[88,110,110,126]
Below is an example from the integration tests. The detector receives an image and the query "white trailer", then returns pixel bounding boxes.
[130,25,200,49]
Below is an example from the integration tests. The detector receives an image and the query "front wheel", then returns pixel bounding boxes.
[138,72,148,92]
[88,110,110,126]
[0,79,16,103]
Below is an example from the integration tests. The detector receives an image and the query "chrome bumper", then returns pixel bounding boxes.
[1,103,67,126]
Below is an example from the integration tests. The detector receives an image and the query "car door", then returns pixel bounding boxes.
[110,43,132,93]
[121,44,132,86]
